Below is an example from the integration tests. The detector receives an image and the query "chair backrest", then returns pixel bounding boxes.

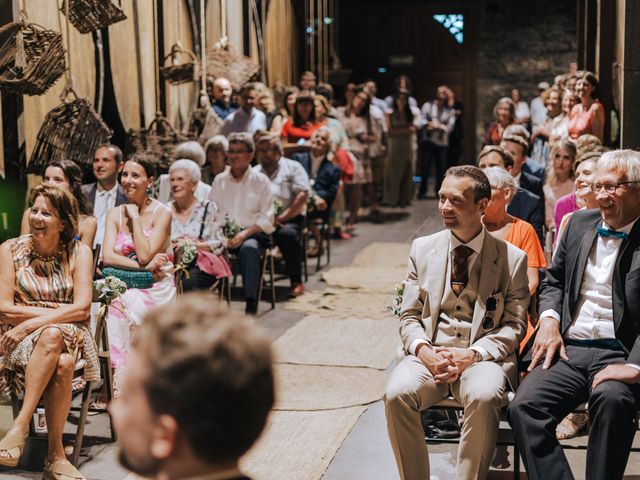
[92,244,101,280]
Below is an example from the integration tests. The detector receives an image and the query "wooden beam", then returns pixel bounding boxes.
[597,0,615,145]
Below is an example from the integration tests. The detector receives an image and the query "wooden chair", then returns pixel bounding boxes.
[226,239,277,313]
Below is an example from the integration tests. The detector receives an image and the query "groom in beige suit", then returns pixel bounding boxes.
[385,166,530,480]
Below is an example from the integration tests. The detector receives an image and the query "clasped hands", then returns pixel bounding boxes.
[417,344,476,384]
[529,317,640,388]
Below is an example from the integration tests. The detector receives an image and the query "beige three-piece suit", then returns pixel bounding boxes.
[385,229,530,480]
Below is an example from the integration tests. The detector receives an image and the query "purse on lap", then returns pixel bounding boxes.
[102,267,154,289]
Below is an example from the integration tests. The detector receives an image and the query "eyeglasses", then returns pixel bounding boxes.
[591,181,640,194]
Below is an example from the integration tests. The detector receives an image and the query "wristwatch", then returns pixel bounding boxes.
[472,350,483,363]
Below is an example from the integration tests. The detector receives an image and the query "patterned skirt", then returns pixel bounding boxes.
[0,322,100,396]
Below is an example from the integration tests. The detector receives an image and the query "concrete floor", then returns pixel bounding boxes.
[2,199,640,479]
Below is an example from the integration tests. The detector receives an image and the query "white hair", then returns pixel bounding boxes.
[483,166,517,194]
[597,149,640,183]
[174,141,206,167]
[169,159,201,183]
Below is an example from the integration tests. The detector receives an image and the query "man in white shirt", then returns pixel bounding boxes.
[220,83,267,136]
[253,132,310,297]
[82,144,127,248]
[529,81,550,129]
[208,133,274,315]
[509,150,640,480]
[385,166,529,480]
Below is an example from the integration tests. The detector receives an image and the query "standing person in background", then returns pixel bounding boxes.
[298,71,317,93]
[210,77,236,121]
[384,75,419,110]
[417,86,456,198]
[383,89,416,207]
[364,79,389,113]
[446,86,464,169]
[483,97,516,146]
[315,94,349,150]
[221,83,267,136]
[530,82,550,130]
[82,144,127,248]
[530,87,563,166]
[511,89,531,125]
[568,71,605,143]
[549,88,577,143]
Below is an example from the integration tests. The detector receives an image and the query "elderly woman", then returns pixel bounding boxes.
[543,139,577,230]
[0,184,98,479]
[102,155,175,395]
[483,97,516,146]
[482,167,546,353]
[21,160,97,247]
[568,71,605,142]
[169,159,230,292]
[203,135,229,185]
[157,141,211,203]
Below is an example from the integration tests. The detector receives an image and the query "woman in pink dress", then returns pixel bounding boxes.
[567,71,605,142]
[102,155,175,396]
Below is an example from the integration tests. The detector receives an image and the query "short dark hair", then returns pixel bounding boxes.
[444,165,491,202]
[125,153,156,179]
[47,159,92,215]
[477,145,515,169]
[96,143,123,164]
[239,82,258,96]
[137,294,274,464]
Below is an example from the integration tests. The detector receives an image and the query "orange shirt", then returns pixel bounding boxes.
[504,217,547,269]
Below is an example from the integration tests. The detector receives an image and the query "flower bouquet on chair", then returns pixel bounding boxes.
[222,214,243,249]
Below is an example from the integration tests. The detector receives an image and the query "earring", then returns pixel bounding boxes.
[146,186,153,196]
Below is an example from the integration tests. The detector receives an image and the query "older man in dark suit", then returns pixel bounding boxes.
[82,144,127,248]
[509,149,640,480]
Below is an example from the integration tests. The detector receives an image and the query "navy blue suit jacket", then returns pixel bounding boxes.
[507,187,545,244]
[290,152,341,206]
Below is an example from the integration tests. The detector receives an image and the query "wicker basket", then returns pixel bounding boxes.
[205,47,260,90]
[160,44,198,85]
[126,114,189,172]
[28,94,112,173]
[61,0,127,34]
[0,21,66,96]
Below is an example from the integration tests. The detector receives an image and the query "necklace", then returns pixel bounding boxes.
[30,237,62,262]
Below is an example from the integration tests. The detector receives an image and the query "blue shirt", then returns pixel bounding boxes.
[212,99,236,120]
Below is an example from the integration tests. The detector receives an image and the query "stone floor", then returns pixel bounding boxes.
[2,199,640,479]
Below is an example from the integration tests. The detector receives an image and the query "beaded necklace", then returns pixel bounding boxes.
[30,237,63,262]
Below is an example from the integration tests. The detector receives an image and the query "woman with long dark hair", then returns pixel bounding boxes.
[567,71,605,142]
[21,160,97,247]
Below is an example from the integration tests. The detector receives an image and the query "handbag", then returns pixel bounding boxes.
[102,266,154,289]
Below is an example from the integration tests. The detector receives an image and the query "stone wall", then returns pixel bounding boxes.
[475,0,577,149]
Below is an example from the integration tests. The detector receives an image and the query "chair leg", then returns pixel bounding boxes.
[325,222,331,264]
[270,254,276,309]
[72,380,93,466]
[316,223,324,272]
[302,229,308,283]
[257,252,268,312]
[513,440,520,480]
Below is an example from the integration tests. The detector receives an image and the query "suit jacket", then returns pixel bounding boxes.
[523,158,545,181]
[399,229,530,386]
[508,187,544,244]
[81,182,127,212]
[519,170,544,199]
[290,152,341,205]
[538,209,640,365]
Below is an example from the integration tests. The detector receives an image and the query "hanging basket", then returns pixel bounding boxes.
[28,92,112,173]
[61,0,127,34]
[126,114,189,172]
[205,47,260,91]
[0,21,66,96]
[160,44,198,85]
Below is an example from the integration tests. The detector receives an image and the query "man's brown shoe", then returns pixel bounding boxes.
[289,283,304,297]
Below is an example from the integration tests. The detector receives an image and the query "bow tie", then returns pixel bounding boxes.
[597,226,628,240]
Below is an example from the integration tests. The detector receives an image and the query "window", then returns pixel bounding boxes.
[433,14,464,44]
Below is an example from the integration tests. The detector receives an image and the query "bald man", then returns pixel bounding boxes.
[212,77,236,120]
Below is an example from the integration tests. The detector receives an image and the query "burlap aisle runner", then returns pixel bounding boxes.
[242,242,410,480]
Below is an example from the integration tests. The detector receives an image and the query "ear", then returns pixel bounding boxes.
[116,163,124,173]
[478,197,489,213]
[150,414,179,462]
[503,188,513,202]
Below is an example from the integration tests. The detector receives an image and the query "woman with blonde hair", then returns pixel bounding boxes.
[543,139,577,230]
[483,97,516,146]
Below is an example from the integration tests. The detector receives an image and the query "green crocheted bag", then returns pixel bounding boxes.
[102,267,154,289]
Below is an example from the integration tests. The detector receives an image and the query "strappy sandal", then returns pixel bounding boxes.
[0,430,28,467]
[42,457,86,480]
[556,412,588,440]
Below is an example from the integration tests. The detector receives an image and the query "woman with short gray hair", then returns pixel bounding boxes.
[169,161,230,292]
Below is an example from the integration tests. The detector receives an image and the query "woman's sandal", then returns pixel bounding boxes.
[0,430,28,467]
[42,457,86,480]
[556,412,589,440]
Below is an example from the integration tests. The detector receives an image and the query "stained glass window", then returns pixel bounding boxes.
[433,14,464,44]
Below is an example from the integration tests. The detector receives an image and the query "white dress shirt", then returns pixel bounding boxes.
[253,157,310,210]
[220,107,267,136]
[208,167,275,235]
[410,229,491,361]
[541,219,640,368]
[93,183,118,248]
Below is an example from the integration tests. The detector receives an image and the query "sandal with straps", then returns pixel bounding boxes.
[0,430,28,467]
[42,458,86,480]
[556,412,589,440]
